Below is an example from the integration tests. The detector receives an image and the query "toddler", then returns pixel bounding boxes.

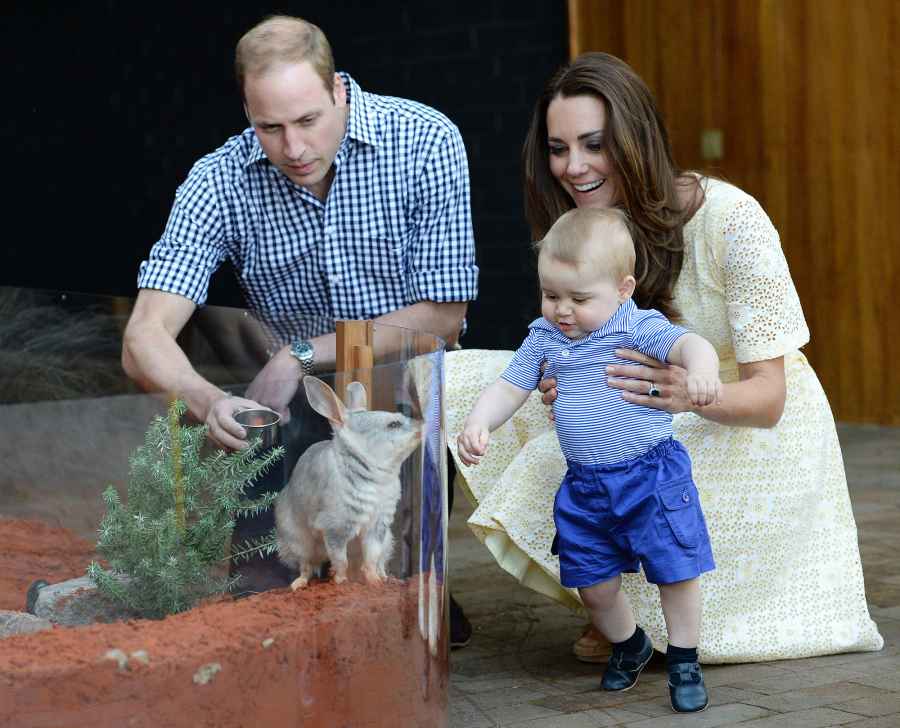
[457,207,720,713]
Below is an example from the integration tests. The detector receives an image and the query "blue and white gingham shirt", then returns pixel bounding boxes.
[138,73,478,341]
[502,300,688,465]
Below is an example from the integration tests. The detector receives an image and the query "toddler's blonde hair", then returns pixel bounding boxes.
[533,207,636,282]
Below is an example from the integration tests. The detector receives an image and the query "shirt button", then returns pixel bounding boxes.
[682,492,690,503]
[329,274,342,286]
[561,349,570,357]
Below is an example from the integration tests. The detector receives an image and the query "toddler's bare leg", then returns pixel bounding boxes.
[578,574,636,643]
[658,577,701,647]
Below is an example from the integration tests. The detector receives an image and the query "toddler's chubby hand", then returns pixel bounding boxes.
[457,422,490,466]
[686,373,723,407]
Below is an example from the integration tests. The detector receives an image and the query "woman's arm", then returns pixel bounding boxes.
[604,350,786,428]
[539,354,785,427]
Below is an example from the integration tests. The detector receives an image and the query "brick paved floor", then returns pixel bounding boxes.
[448,423,900,727]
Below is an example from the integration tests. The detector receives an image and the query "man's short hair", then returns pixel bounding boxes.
[235,15,335,98]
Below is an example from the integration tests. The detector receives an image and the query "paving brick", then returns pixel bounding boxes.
[610,702,772,726]
[729,667,871,695]
[449,692,496,728]
[532,690,642,713]
[836,716,900,727]
[832,692,900,717]
[467,682,565,710]
[731,707,862,726]
[503,706,648,727]
[700,663,796,688]
[845,669,900,691]
[739,681,891,712]
[707,685,772,706]
[454,674,553,696]
[483,700,564,725]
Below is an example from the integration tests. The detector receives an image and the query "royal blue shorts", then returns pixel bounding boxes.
[552,438,715,588]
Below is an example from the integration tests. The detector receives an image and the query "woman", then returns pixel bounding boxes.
[445,52,882,663]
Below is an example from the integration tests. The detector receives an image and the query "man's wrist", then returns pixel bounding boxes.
[288,338,315,377]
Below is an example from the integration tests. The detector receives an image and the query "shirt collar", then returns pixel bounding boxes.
[247,134,266,166]
[244,71,378,168]
[591,298,634,338]
[341,72,379,148]
[528,298,636,343]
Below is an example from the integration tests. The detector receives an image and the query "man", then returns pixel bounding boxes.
[122,15,476,647]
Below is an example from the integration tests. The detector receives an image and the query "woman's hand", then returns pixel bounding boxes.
[538,349,703,416]
[537,377,557,421]
[605,349,697,414]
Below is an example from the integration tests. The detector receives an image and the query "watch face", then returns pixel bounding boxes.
[291,339,314,360]
[290,339,314,375]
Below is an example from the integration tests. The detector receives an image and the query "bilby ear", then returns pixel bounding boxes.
[303,376,346,428]
[344,381,368,412]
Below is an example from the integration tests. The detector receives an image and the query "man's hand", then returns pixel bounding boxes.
[245,346,304,422]
[206,393,262,450]
[457,422,490,466]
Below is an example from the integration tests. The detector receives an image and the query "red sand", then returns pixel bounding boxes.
[0,518,448,728]
[0,518,97,612]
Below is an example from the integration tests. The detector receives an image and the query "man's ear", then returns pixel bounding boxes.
[243,103,253,126]
[332,73,347,106]
[619,275,636,302]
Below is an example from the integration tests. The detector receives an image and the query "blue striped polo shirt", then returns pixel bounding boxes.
[501,299,688,465]
[137,73,478,342]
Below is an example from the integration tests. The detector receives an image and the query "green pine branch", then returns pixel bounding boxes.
[90,399,284,619]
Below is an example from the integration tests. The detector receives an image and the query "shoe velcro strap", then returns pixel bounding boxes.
[668,662,702,685]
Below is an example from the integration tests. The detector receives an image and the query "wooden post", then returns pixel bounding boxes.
[335,320,374,407]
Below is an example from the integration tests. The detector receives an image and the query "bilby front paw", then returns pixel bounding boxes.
[290,576,309,591]
[362,565,383,585]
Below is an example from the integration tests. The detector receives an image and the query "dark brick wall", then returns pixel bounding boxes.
[2,1,567,351]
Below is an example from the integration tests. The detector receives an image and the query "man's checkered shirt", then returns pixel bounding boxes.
[138,73,478,341]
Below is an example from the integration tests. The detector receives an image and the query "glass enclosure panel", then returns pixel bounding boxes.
[0,286,448,728]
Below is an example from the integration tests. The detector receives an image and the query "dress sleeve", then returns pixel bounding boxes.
[718,194,810,362]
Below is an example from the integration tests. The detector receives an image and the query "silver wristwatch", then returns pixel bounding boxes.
[289,338,315,376]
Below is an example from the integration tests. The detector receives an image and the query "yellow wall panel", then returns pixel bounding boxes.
[568,0,900,424]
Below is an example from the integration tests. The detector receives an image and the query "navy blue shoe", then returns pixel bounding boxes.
[449,594,472,649]
[600,631,653,691]
[668,661,709,713]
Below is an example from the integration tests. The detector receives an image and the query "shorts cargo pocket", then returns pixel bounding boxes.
[658,481,699,549]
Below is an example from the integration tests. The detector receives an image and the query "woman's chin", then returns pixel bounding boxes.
[571,188,613,209]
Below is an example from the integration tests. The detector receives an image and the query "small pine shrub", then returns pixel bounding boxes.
[88,399,283,618]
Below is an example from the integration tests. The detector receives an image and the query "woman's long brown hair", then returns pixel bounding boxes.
[523,52,698,320]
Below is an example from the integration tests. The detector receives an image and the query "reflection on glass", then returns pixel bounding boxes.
[0,286,449,728]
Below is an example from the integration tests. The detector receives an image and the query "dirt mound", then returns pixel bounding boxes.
[0,518,447,727]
